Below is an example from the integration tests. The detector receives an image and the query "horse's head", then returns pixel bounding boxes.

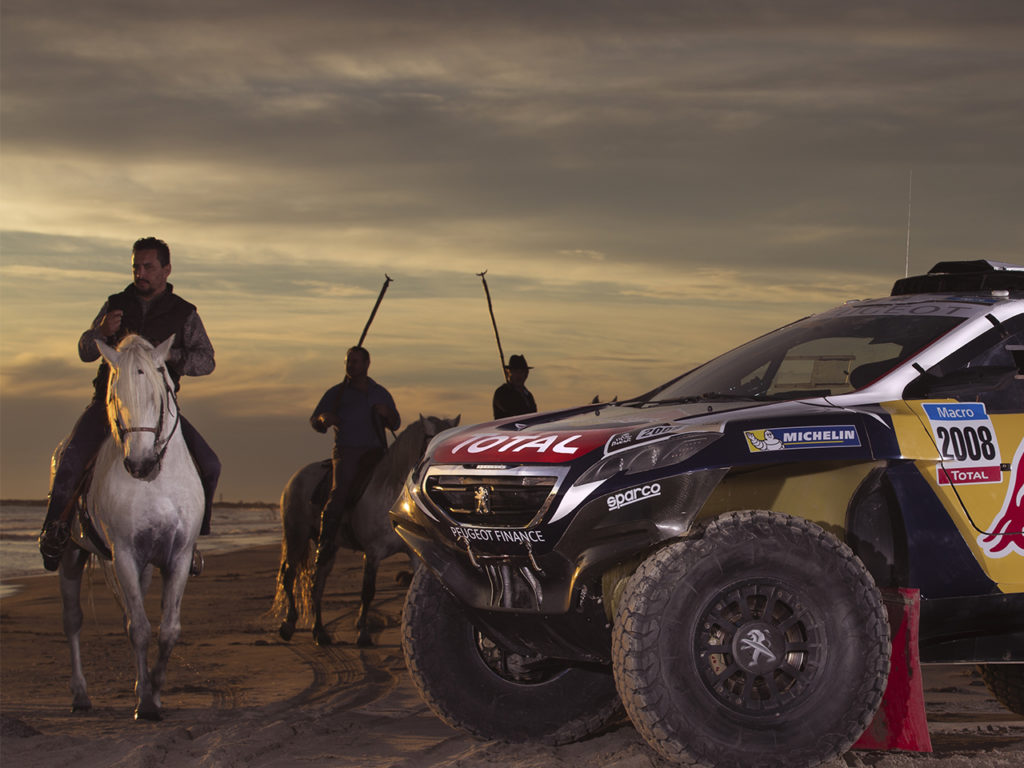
[98,334,179,480]
[378,414,461,489]
[419,414,461,449]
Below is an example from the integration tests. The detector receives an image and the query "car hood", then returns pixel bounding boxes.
[428,398,850,465]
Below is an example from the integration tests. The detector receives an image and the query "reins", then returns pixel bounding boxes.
[109,365,182,467]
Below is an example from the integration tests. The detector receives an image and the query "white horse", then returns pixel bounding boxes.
[273,414,459,647]
[57,334,203,721]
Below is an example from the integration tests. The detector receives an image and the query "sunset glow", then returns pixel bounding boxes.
[3,1,1022,502]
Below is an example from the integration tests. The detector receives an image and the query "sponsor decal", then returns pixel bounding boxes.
[605,424,685,455]
[828,303,977,318]
[921,402,1002,486]
[744,425,861,453]
[450,526,546,545]
[434,430,610,464]
[978,438,1024,559]
[606,482,662,511]
[450,433,585,455]
[607,432,634,451]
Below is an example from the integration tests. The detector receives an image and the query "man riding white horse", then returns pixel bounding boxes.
[38,236,220,574]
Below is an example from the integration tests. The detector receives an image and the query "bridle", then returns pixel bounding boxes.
[109,365,182,468]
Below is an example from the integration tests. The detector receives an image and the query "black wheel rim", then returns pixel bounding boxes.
[693,579,825,716]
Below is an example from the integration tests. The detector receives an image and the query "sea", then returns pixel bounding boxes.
[0,502,281,599]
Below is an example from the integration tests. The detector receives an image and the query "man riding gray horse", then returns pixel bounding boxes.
[309,345,399,581]
[38,237,220,575]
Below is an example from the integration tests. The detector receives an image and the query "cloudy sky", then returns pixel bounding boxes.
[2,1,1022,503]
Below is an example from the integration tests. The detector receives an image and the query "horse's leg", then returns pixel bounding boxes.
[310,548,337,646]
[150,561,190,715]
[59,546,93,712]
[356,553,378,647]
[113,555,158,721]
[278,556,299,641]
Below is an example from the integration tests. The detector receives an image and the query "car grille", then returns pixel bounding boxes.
[423,468,564,528]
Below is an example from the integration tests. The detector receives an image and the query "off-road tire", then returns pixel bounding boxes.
[613,510,890,768]
[977,663,1024,716]
[401,566,622,745]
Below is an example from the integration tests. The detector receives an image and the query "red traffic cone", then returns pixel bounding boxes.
[853,587,932,752]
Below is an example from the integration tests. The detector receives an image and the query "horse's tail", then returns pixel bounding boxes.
[269,535,316,623]
[269,535,291,619]
[269,468,318,626]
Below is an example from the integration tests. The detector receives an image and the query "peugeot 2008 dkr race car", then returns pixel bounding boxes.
[392,260,1024,768]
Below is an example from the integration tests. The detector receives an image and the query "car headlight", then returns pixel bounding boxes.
[576,431,722,484]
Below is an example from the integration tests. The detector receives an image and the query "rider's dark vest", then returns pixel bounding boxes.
[91,283,196,401]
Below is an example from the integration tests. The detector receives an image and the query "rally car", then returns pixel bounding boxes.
[392,260,1024,767]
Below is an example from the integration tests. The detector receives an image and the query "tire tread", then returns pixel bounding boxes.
[612,510,890,768]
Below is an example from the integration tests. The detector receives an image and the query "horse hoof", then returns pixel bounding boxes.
[312,629,332,647]
[134,707,163,722]
[356,634,374,648]
[279,622,295,642]
[71,702,92,714]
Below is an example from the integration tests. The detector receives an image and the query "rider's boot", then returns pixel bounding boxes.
[39,481,74,572]
[39,519,70,572]
[314,505,343,569]
[190,481,215,577]
[40,399,109,571]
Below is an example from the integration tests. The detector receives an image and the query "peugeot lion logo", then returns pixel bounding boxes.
[474,486,492,515]
[739,629,777,665]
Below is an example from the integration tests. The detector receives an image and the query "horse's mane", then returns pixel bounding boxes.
[106,335,168,432]
[369,418,430,492]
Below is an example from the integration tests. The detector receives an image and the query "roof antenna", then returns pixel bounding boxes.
[904,169,913,277]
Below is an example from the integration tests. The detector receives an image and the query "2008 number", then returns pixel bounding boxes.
[936,425,996,462]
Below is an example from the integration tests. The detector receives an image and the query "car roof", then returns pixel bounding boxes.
[891,260,1024,297]
[824,292,1019,320]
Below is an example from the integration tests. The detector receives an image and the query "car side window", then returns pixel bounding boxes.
[905,313,1024,412]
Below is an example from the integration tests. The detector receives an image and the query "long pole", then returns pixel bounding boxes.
[477,271,506,377]
[358,274,393,346]
[905,170,913,278]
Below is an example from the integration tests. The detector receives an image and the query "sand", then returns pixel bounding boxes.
[2,543,1023,768]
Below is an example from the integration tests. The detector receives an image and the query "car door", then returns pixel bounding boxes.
[904,313,1024,591]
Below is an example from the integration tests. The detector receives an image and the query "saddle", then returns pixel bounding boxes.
[64,460,113,561]
[311,449,386,553]
[310,459,335,510]
[310,450,385,511]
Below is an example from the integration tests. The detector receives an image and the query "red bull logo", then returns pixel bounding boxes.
[978,438,1024,558]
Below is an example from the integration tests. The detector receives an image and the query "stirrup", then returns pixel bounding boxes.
[39,521,70,571]
[189,547,204,577]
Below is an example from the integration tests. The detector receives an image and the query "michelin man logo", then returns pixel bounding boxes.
[745,429,784,451]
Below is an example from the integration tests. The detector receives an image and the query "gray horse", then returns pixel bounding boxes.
[273,414,459,646]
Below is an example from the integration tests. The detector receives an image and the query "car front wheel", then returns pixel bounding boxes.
[401,566,622,745]
[613,510,890,768]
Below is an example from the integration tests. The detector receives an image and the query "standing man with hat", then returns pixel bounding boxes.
[492,354,537,420]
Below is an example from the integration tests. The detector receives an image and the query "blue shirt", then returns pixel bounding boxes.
[311,377,399,448]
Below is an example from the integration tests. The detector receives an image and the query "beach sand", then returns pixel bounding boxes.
[2,543,1023,768]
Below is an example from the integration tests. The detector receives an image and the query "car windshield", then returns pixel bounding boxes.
[641,310,966,404]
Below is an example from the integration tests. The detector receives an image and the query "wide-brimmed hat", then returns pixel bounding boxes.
[506,354,532,370]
